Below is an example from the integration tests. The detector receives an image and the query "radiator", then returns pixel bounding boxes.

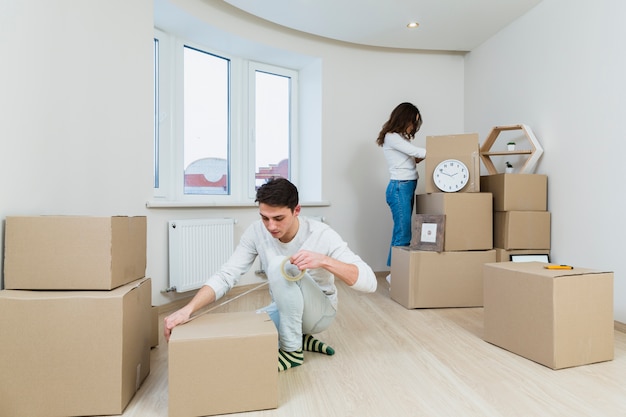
[167,218,235,292]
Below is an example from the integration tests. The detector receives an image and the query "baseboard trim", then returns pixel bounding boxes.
[615,321,626,334]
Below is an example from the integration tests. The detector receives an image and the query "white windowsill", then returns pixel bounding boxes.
[146,200,331,209]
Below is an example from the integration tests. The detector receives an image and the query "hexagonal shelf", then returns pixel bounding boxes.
[480,124,543,174]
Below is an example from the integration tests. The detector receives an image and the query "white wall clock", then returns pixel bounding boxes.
[433,159,469,192]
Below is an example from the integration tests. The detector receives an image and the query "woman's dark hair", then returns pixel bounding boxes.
[376,102,422,146]
[255,177,299,211]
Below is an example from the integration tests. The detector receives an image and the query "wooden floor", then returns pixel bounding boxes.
[118,274,626,417]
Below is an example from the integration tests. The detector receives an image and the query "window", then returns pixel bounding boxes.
[153,30,299,205]
[182,46,230,196]
[153,37,160,189]
[250,64,296,190]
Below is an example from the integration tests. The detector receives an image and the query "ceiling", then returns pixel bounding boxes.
[223,0,543,52]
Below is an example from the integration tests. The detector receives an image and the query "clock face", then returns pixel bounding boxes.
[433,159,469,192]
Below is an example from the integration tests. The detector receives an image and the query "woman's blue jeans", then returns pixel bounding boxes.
[386,179,417,266]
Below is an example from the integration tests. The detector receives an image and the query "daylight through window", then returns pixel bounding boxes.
[153,31,298,203]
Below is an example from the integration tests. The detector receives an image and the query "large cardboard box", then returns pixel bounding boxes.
[4,215,147,290]
[480,173,548,211]
[494,211,551,250]
[0,278,152,417]
[415,192,493,251]
[483,262,614,369]
[425,133,480,193]
[390,247,496,308]
[495,248,551,262]
[169,311,278,417]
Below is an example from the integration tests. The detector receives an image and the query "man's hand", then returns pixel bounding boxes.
[290,250,359,286]
[162,285,218,342]
[289,250,326,270]
[163,307,192,342]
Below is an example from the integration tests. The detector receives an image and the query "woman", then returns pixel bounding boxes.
[376,102,426,283]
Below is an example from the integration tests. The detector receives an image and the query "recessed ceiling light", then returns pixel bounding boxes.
[407,22,419,29]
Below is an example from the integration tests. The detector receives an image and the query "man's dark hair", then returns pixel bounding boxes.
[255,177,299,210]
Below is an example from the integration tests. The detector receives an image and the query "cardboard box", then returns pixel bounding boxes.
[4,215,146,290]
[483,262,614,369]
[0,278,152,417]
[415,192,493,251]
[390,247,496,308]
[169,311,278,417]
[151,305,160,348]
[494,211,551,250]
[480,173,548,211]
[425,133,481,193]
[495,248,551,262]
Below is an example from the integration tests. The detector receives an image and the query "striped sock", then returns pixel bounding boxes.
[303,334,335,356]
[278,349,304,372]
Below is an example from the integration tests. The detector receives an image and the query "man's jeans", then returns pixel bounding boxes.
[257,255,337,351]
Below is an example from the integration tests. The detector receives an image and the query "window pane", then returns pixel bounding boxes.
[153,38,160,189]
[255,71,290,189]
[183,46,230,195]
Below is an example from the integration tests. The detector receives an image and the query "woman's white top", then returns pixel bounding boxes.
[382,132,426,180]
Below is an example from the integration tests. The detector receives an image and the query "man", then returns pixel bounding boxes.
[164,177,377,371]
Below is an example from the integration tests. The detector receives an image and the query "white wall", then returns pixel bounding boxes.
[0,1,153,271]
[0,0,465,306]
[465,0,626,322]
[3,0,622,322]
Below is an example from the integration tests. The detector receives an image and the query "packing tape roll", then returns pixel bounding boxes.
[280,257,306,281]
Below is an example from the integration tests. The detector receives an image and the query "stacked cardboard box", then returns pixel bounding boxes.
[390,133,496,309]
[0,216,151,417]
[480,174,551,261]
[483,262,614,369]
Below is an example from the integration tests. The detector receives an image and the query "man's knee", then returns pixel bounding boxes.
[266,255,288,283]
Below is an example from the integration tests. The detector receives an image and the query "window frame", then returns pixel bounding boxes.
[153,29,300,205]
[247,61,299,200]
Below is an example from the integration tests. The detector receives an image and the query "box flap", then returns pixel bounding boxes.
[485,261,612,278]
[0,277,150,301]
[171,311,277,342]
